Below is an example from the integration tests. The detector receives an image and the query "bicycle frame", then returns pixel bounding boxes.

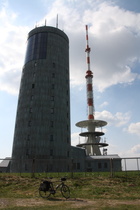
[55,181,64,191]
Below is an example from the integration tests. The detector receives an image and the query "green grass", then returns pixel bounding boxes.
[0,172,140,209]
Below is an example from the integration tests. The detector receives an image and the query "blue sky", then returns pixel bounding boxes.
[0,0,140,158]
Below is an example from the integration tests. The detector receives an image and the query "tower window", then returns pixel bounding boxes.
[27,135,30,141]
[31,95,34,100]
[51,121,53,127]
[77,163,80,170]
[29,108,32,113]
[51,108,54,114]
[67,124,69,131]
[28,121,31,127]
[67,151,69,157]
[67,137,69,143]
[51,96,54,101]
[25,164,28,171]
[26,149,29,155]
[24,32,48,64]
[53,62,56,68]
[50,149,53,156]
[52,73,55,78]
[50,135,53,141]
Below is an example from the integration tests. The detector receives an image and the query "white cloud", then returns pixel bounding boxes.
[0,0,140,94]
[42,0,140,92]
[95,110,131,127]
[71,132,79,146]
[107,143,120,155]
[99,101,109,108]
[0,6,29,94]
[120,144,140,157]
[127,122,140,136]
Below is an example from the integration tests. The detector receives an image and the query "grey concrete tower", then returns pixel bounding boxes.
[11,26,71,172]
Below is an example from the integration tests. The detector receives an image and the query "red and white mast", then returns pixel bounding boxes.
[76,25,108,156]
[85,25,94,120]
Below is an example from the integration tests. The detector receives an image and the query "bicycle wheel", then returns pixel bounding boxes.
[61,184,70,199]
[39,188,51,198]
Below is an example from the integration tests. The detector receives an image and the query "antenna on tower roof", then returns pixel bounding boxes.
[56,14,58,28]
[45,19,47,26]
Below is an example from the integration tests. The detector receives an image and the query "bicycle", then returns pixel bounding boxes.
[39,177,70,199]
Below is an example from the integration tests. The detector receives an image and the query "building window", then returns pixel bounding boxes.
[27,135,30,141]
[24,32,48,64]
[51,96,54,101]
[28,121,31,127]
[25,164,28,171]
[51,121,53,128]
[50,135,53,141]
[98,162,102,169]
[31,95,34,100]
[88,162,91,167]
[52,84,55,89]
[73,163,76,170]
[26,149,29,155]
[53,62,56,68]
[32,84,35,88]
[51,108,54,114]
[50,149,53,156]
[29,108,32,113]
[77,163,80,170]
[52,73,55,78]
[67,151,69,157]
[104,162,108,168]
[67,137,69,143]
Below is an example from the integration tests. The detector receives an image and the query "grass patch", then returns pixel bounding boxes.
[0,172,140,209]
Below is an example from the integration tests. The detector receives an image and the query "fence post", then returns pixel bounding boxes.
[110,158,113,178]
[124,158,128,180]
[136,158,140,175]
[19,157,22,176]
[31,158,35,178]
[71,159,74,179]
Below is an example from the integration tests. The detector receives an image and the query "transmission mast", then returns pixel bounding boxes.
[76,25,108,156]
[85,25,94,120]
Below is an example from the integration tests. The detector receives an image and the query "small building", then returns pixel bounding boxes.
[71,146,86,172]
[86,155,122,172]
[0,157,11,173]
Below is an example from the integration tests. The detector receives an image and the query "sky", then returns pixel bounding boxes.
[0,0,140,159]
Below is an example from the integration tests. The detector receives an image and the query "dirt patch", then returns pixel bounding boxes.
[1,198,140,209]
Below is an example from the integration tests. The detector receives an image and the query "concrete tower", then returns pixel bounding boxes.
[11,26,71,172]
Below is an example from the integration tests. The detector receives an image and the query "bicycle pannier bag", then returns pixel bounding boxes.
[40,181,50,191]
